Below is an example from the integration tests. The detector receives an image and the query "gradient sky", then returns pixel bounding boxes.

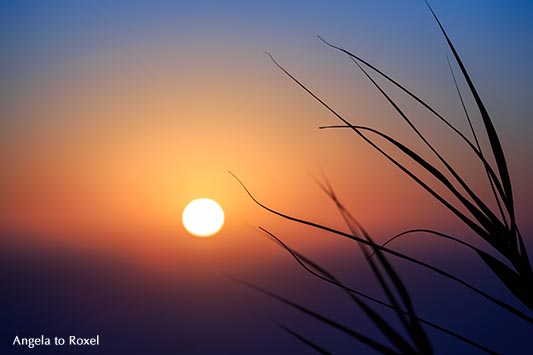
[1,1,533,354]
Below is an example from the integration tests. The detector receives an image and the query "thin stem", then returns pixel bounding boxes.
[446,56,509,229]
[230,171,532,323]
[252,227,501,355]
[366,228,481,260]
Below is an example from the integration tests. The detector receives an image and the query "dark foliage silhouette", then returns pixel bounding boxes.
[232,2,531,354]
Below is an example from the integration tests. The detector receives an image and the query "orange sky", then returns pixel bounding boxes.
[1,35,532,271]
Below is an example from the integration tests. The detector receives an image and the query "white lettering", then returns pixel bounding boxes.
[12,335,51,348]
[69,335,99,346]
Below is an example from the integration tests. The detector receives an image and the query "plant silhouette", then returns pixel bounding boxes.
[232,2,532,354]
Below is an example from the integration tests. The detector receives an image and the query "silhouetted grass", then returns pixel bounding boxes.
[230,176,500,354]
[231,170,530,324]
[260,227,499,354]
[232,1,531,354]
[316,1,532,311]
[274,321,332,355]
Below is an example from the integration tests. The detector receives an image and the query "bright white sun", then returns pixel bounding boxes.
[182,198,225,237]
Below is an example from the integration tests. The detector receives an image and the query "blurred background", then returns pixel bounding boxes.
[1,0,532,353]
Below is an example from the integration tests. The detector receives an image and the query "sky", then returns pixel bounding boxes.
[1,1,533,354]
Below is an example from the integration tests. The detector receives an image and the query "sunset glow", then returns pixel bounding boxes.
[2,1,532,353]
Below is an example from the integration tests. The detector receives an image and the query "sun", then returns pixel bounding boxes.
[182,198,225,237]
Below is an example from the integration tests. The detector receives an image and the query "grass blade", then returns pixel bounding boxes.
[230,171,533,323]
[262,52,507,254]
[424,2,518,250]
[477,250,533,309]
[290,239,418,352]
[319,124,506,249]
[231,277,400,355]
[313,175,414,340]
[314,176,432,353]
[368,229,483,261]
[316,35,508,208]
[275,322,332,355]
[347,58,506,240]
[257,228,501,354]
[446,56,509,229]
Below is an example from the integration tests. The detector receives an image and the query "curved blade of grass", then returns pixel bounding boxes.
[358,227,432,354]
[229,171,533,323]
[347,57,507,240]
[260,53,494,249]
[446,55,509,229]
[313,175,414,340]
[230,277,400,355]
[274,220,420,354]
[370,228,483,260]
[361,233,431,352]
[320,33,524,279]
[262,51,507,257]
[517,229,532,273]
[314,176,432,353]
[477,250,533,309]
[446,55,481,158]
[425,1,533,288]
[316,35,508,208]
[370,228,532,309]
[275,322,332,355]
[318,124,513,256]
[304,255,417,354]
[424,1,517,248]
[353,293,420,354]
[256,227,501,355]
